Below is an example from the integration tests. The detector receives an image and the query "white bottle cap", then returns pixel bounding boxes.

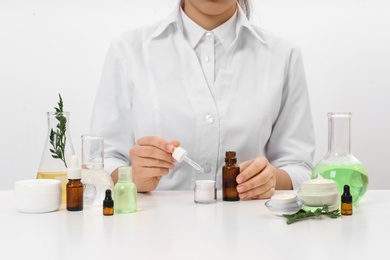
[172,147,187,162]
[68,155,81,179]
[118,166,132,181]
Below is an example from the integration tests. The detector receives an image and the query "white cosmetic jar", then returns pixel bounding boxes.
[14,179,62,213]
[194,180,217,204]
[297,175,339,208]
[265,193,304,216]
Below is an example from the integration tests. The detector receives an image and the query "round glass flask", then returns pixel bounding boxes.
[81,134,114,206]
[311,112,368,204]
[37,112,75,203]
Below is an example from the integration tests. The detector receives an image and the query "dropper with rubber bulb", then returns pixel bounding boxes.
[172,147,204,172]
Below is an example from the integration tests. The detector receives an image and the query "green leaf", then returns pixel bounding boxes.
[49,93,68,167]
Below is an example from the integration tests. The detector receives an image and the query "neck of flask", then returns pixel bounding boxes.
[328,113,351,156]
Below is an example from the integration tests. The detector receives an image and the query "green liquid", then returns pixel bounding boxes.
[312,163,368,204]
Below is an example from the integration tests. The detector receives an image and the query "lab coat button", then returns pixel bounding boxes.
[205,114,214,124]
[205,56,210,62]
[203,164,211,173]
[206,32,212,37]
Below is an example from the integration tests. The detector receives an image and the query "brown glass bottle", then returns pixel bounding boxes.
[103,189,114,216]
[341,185,353,215]
[223,151,240,201]
[66,179,83,211]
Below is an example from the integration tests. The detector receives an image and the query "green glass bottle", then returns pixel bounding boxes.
[114,167,137,214]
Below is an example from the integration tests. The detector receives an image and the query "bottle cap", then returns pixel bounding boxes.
[172,147,187,162]
[103,189,114,208]
[118,166,132,181]
[68,155,81,180]
[341,185,353,203]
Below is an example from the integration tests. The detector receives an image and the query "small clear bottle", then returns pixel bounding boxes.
[66,155,83,211]
[114,167,137,214]
[312,113,368,204]
[81,134,114,206]
[222,151,240,201]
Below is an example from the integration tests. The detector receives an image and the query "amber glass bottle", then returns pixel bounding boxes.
[66,155,83,211]
[67,179,83,211]
[223,151,240,201]
[341,185,353,215]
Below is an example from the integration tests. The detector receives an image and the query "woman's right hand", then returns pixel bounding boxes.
[128,136,180,192]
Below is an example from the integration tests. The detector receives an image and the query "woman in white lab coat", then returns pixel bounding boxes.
[91,0,315,199]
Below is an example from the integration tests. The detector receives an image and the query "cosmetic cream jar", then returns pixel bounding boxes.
[297,175,339,209]
[194,180,217,204]
[265,193,304,216]
[14,179,62,213]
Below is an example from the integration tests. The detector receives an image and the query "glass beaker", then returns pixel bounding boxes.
[81,134,114,206]
[37,112,75,203]
[311,112,368,204]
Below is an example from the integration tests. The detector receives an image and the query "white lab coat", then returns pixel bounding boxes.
[91,4,315,190]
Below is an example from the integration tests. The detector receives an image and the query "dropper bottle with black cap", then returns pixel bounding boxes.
[341,185,353,215]
[103,189,114,216]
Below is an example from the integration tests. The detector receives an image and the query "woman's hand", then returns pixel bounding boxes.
[236,157,292,200]
[129,136,180,192]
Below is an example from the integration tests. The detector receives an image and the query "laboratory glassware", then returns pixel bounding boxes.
[311,112,368,204]
[81,134,114,206]
[37,111,75,203]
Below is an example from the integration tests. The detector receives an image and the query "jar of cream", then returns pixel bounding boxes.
[297,175,339,210]
[265,193,304,216]
[14,179,62,213]
[194,180,216,204]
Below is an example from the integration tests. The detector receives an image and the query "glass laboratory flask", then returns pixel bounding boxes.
[81,134,114,206]
[311,112,368,204]
[37,112,75,203]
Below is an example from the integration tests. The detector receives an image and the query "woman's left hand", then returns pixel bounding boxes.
[236,157,280,200]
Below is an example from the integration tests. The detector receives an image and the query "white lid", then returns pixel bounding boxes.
[300,175,337,191]
[195,180,216,187]
[68,155,81,179]
[14,179,62,195]
[270,193,298,205]
[172,147,187,162]
[118,166,132,181]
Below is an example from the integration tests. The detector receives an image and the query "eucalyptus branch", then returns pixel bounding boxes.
[49,94,68,168]
[283,205,341,225]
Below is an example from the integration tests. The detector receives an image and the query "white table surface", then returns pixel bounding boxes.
[0,190,389,260]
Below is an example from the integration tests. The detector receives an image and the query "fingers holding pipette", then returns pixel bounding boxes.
[129,136,180,192]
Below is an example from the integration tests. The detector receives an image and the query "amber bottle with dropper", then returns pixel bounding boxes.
[223,151,240,201]
[103,189,114,216]
[341,184,353,215]
[66,155,83,211]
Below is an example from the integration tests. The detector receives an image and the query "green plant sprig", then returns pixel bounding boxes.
[283,205,341,225]
[49,94,68,168]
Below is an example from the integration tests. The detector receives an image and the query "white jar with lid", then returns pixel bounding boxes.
[194,180,216,204]
[297,175,339,210]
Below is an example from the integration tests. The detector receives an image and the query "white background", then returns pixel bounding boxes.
[1,0,389,190]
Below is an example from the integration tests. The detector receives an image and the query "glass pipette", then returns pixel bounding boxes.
[172,147,204,172]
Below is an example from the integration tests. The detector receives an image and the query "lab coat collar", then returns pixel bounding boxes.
[151,1,267,45]
[235,4,267,44]
[180,6,207,49]
[150,2,182,39]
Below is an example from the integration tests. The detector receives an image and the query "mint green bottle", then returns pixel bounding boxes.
[114,166,137,214]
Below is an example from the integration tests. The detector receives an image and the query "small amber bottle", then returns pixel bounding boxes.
[222,151,240,201]
[103,189,114,216]
[341,185,353,215]
[66,155,83,211]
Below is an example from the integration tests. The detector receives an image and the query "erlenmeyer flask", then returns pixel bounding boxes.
[37,111,75,203]
[312,112,368,204]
